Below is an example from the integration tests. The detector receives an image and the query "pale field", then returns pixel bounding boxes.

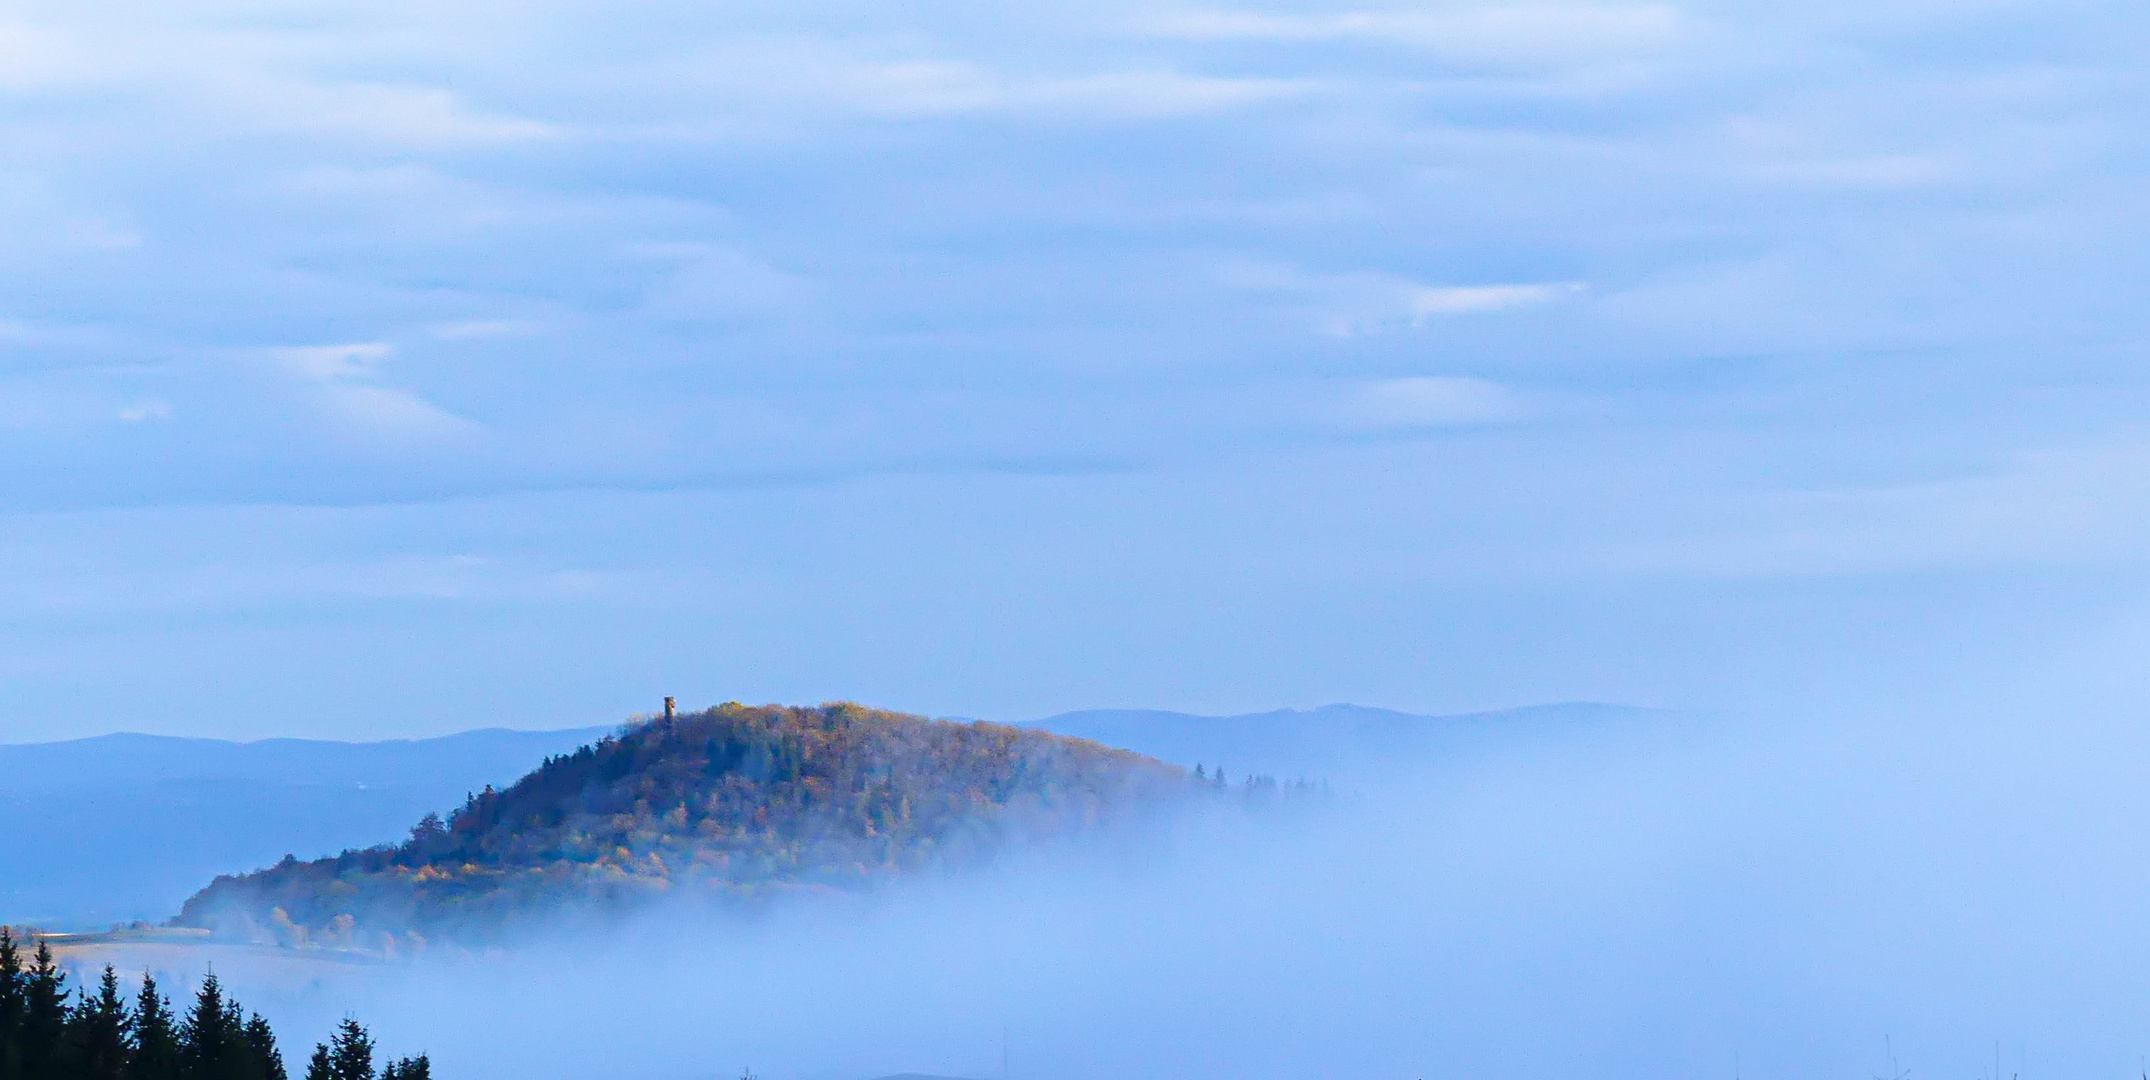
[47,938,378,993]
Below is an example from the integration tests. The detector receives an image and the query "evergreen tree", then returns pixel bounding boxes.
[217,1000,246,1080]
[180,973,266,1080]
[1,928,23,1080]
[177,973,233,1080]
[125,975,181,1080]
[300,1046,329,1080]
[22,942,69,1080]
[376,1057,426,1080]
[66,967,131,1080]
[240,1014,285,1080]
[324,1020,371,1080]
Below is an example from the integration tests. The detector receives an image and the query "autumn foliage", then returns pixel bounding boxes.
[179,703,1192,941]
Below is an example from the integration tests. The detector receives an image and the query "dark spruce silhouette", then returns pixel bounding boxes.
[0,927,422,1080]
[177,703,1191,943]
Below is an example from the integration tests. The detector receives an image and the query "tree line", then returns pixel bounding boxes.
[0,929,427,1080]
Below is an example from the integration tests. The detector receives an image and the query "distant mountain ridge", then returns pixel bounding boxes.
[0,727,614,796]
[0,726,611,927]
[1027,702,1661,778]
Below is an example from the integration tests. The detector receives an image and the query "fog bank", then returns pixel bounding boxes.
[155,639,2150,1080]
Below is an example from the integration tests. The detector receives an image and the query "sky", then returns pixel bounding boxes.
[3,0,2149,741]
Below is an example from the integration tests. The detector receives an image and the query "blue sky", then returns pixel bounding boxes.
[3,0,2147,740]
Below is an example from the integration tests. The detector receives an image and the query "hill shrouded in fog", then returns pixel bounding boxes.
[0,702,1632,929]
[177,703,1193,943]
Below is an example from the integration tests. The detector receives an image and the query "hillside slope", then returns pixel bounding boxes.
[178,703,1188,942]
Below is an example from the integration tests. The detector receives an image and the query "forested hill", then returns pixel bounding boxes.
[177,703,1191,944]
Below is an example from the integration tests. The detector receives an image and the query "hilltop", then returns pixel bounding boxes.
[177,703,1191,944]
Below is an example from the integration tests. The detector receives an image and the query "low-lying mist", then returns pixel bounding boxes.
[131,668,2150,1080]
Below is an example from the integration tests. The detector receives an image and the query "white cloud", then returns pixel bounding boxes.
[663,39,1319,122]
[638,245,817,324]
[1146,4,1683,66]
[0,317,94,348]
[1554,437,2150,581]
[850,60,1002,114]
[1748,153,1954,189]
[430,319,540,341]
[0,22,112,93]
[0,381,172,432]
[1410,281,1586,316]
[227,80,557,144]
[0,0,2131,527]
[1226,264,1585,335]
[117,400,172,423]
[266,343,481,443]
[1013,70,1319,117]
[0,536,624,617]
[271,342,395,382]
[0,171,143,256]
[0,15,553,147]
[318,383,482,442]
[1341,376,1524,428]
